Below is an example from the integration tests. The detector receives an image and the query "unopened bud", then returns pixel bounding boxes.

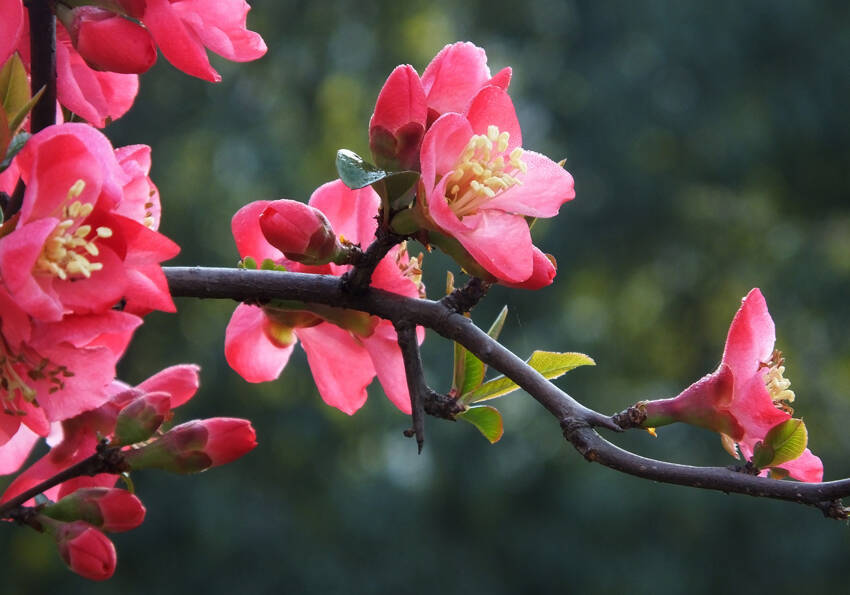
[47,520,116,581]
[58,6,157,74]
[43,488,146,533]
[259,200,343,265]
[124,418,257,474]
[113,392,172,445]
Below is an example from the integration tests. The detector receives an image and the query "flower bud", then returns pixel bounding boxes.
[113,391,172,445]
[51,521,117,581]
[58,6,157,74]
[43,488,146,533]
[124,418,257,474]
[369,65,427,171]
[259,200,343,265]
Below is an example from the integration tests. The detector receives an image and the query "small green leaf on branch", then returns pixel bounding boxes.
[336,149,388,189]
[457,406,504,443]
[0,131,30,173]
[462,351,595,404]
[751,418,808,469]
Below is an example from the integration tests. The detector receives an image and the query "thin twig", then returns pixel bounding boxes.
[394,321,427,453]
[340,226,404,294]
[439,277,492,314]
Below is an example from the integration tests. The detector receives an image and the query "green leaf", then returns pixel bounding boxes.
[486,306,508,342]
[336,149,388,190]
[457,406,504,443]
[8,86,45,134]
[0,54,30,120]
[464,351,595,403]
[0,131,30,173]
[759,418,808,468]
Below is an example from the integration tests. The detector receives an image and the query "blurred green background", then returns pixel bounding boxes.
[5,0,850,592]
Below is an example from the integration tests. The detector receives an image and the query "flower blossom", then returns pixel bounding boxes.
[0,123,179,321]
[370,41,511,170]
[417,86,574,286]
[225,180,425,415]
[639,289,823,482]
[116,0,267,82]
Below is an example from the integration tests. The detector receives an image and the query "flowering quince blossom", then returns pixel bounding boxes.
[0,364,201,502]
[417,85,574,286]
[370,41,511,170]
[115,0,268,82]
[225,179,425,415]
[640,289,823,482]
[0,123,179,321]
[0,292,142,472]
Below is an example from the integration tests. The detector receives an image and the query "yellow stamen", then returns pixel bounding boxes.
[444,125,527,218]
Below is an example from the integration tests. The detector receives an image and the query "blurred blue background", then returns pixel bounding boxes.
[4,0,850,592]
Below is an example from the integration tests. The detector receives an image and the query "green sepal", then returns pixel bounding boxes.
[751,418,808,469]
[457,405,504,443]
[0,131,30,173]
[463,351,595,404]
[260,258,287,272]
[239,256,258,269]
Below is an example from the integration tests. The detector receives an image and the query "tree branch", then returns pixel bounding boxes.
[0,441,128,520]
[28,0,57,133]
[161,265,850,517]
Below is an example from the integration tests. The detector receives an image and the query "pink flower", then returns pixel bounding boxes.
[225,180,425,415]
[0,123,179,321]
[57,6,157,74]
[44,487,146,533]
[641,289,823,482]
[370,42,511,170]
[418,86,575,285]
[117,0,267,82]
[0,292,143,470]
[51,520,116,581]
[124,417,257,473]
[0,364,200,502]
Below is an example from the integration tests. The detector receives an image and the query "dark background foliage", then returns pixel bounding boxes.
[4,0,850,592]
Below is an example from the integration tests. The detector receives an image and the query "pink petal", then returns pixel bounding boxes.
[775,448,823,483]
[362,322,412,414]
[420,113,475,192]
[297,323,375,415]
[172,0,267,62]
[142,0,220,82]
[0,0,23,65]
[308,180,379,247]
[421,42,496,115]
[500,247,557,290]
[136,364,200,408]
[370,64,427,135]
[465,86,522,150]
[483,151,575,217]
[427,176,534,283]
[722,288,776,379]
[225,303,294,382]
[231,200,283,262]
[371,246,422,298]
[488,67,512,91]
[122,265,177,315]
[51,246,128,314]
[0,424,39,475]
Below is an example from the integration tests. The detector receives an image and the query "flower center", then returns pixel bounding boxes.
[396,241,425,298]
[0,337,72,414]
[761,349,795,413]
[34,180,113,280]
[445,125,527,218]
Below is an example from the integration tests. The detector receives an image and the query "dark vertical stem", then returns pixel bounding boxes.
[28,0,57,133]
[394,321,426,453]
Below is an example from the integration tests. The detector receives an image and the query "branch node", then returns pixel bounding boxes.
[340,227,403,294]
[439,277,492,314]
[611,403,648,429]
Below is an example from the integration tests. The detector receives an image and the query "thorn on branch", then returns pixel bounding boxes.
[439,277,492,314]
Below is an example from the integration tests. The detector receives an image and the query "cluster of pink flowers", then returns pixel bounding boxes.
[0,0,266,126]
[0,0,265,580]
